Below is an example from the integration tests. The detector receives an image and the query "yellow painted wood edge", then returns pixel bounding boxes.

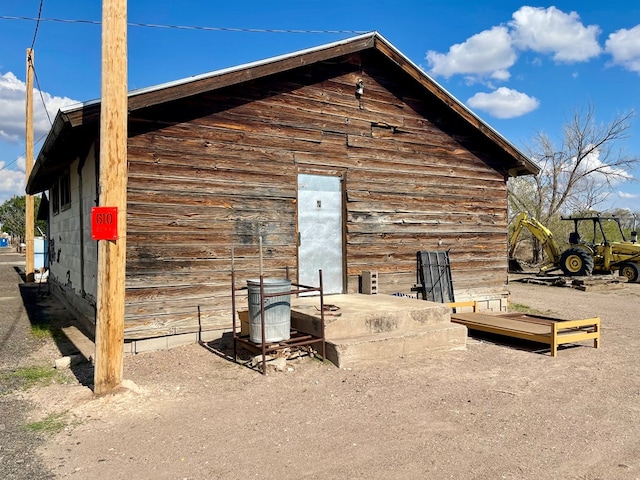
[448,301,478,312]
[555,317,600,330]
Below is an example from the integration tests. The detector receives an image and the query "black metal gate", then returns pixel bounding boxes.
[414,250,455,303]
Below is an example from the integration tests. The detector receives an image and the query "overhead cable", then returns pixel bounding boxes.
[29,1,45,50]
[0,134,48,173]
[32,65,53,127]
[1,15,367,35]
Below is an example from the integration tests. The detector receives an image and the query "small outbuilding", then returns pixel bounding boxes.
[27,32,538,349]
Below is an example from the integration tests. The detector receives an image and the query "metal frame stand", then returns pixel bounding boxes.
[231,268,326,375]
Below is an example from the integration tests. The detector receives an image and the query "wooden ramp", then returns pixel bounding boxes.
[450,311,600,356]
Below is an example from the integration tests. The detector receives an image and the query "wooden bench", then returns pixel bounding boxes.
[448,304,600,357]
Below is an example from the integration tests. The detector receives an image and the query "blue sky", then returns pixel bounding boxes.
[1,1,639,211]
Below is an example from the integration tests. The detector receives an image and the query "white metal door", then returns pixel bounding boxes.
[297,173,343,294]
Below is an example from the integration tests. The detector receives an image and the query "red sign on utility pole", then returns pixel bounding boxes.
[91,206,119,240]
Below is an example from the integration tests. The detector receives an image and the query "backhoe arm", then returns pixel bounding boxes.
[509,212,563,267]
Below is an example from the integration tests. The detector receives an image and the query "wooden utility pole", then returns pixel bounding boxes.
[94,0,128,395]
[25,49,35,282]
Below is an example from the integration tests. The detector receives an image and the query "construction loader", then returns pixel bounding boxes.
[509,212,640,282]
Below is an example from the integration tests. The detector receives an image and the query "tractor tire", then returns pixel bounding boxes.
[619,262,640,283]
[559,247,594,276]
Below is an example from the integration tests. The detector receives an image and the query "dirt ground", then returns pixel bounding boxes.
[4,261,640,479]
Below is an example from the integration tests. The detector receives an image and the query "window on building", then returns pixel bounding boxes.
[51,182,60,215]
[60,169,71,211]
[51,169,71,216]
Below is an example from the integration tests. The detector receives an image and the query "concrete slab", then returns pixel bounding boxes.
[290,293,467,368]
[326,323,467,368]
[292,294,450,338]
[118,294,468,368]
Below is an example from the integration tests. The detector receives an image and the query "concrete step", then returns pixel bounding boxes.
[290,293,467,368]
[326,322,467,368]
[291,294,452,339]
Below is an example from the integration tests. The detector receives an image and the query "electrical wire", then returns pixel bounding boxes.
[0,12,364,176]
[0,134,48,173]
[7,11,362,137]
[29,1,45,50]
[32,65,53,127]
[23,1,52,172]
[1,15,367,35]
[0,157,21,171]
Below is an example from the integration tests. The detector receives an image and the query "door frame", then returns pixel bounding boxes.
[296,167,347,293]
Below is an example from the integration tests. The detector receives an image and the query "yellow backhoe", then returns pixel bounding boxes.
[509,212,640,282]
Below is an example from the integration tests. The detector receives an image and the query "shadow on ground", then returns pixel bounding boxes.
[18,282,95,388]
[200,332,321,375]
[466,330,582,356]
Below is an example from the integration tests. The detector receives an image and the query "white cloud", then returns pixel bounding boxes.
[0,73,26,143]
[490,69,511,81]
[0,71,79,144]
[605,25,640,74]
[0,159,26,204]
[466,87,539,119]
[426,6,602,83]
[0,72,79,203]
[510,6,602,62]
[574,147,633,184]
[426,26,516,79]
[618,191,639,199]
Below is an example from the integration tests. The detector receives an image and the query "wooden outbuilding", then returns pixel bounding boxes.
[26,32,539,350]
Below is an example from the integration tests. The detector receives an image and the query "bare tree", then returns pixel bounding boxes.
[508,105,639,262]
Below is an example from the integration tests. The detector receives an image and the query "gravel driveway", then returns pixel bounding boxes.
[0,249,55,480]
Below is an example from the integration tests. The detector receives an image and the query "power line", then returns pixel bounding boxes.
[0,15,367,35]
[25,2,60,147]
[29,1,45,50]
[32,64,53,127]
[1,12,363,177]
[0,157,21,171]
[0,133,48,173]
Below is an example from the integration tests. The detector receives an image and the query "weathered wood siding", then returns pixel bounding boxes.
[124,50,509,339]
